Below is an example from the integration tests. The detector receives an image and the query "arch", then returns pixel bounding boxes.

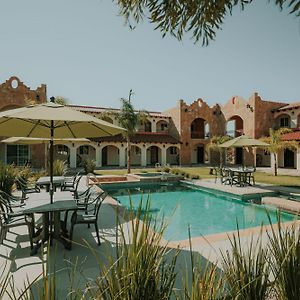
[191,118,209,139]
[101,145,120,166]
[226,115,243,137]
[191,143,206,164]
[146,145,162,165]
[76,144,96,167]
[126,145,142,166]
[166,145,180,165]
[156,120,169,132]
[138,118,152,132]
[53,144,70,165]
[274,113,291,129]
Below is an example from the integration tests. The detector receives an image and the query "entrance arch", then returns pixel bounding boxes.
[54,144,70,165]
[101,145,120,166]
[192,144,205,164]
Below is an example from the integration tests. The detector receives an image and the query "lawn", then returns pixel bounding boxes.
[94,166,300,187]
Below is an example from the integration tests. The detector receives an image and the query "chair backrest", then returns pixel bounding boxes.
[93,192,108,219]
[0,197,10,224]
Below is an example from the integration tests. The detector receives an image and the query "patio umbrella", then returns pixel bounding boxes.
[0,101,126,203]
[1,137,91,144]
[219,135,269,166]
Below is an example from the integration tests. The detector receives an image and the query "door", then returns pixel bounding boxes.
[150,147,158,165]
[102,147,108,166]
[236,147,243,165]
[197,146,204,163]
[284,149,295,168]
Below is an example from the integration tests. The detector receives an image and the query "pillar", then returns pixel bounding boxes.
[96,147,102,167]
[161,147,167,165]
[119,147,126,167]
[296,147,300,171]
[69,146,77,168]
[141,147,147,166]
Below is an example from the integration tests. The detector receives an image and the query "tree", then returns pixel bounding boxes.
[52,96,69,105]
[114,0,300,45]
[115,90,148,173]
[207,135,232,167]
[260,128,297,176]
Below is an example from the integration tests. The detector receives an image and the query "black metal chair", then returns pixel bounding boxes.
[16,177,40,198]
[69,192,107,248]
[245,167,256,186]
[0,197,35,248]
[61,171,82,191]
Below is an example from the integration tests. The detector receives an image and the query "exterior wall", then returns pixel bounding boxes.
[0,76,47,168]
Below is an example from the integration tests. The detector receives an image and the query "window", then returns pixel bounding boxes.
[160,123,168,131]
[79,145,89,155]
[57,145,68,155]
[170,147,178,155]
[7,145,29,166]
[280,117,290,127]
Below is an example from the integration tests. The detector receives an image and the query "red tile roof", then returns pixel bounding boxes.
[282,130,300,141]
[92,132,181,144]
[276,101,300,111]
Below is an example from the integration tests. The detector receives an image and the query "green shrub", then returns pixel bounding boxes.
[191,174,200,179]
[155,168,162,172]
[185,173,190,179]
[170,168,179,174]
[180,171,186,176]
[82,158,96,174]
[51,160,67,176]
[0,163,17,195]
[162,166,170,173]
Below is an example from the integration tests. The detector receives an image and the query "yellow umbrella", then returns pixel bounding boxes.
[1,137,91,144]
[0,101,126,203]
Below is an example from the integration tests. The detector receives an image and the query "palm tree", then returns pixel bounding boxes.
[261,128,297,176]
[207,135,232,167]
[116,90,148,173]
[51,96,69,105]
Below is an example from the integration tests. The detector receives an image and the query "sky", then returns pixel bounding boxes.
[0,0,299,112]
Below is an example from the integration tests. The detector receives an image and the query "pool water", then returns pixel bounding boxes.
[105,183,297,241]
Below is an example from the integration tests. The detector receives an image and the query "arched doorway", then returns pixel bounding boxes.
[191,118,205,139]
[53,144,70,165]
[192,144,205,164]
[126,145,142,166]
[147,146,162,165]
[101,145,120,166]
[138,119,152,132]
[76,145,96,166]
[166,146,180,165]
[227,116,244,164]
[284,149,295,168]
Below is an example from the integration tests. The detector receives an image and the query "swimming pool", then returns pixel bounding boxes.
[104,182,297,241]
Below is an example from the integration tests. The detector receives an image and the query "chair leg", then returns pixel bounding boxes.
[94,222,101,246]
[69,224,75,250]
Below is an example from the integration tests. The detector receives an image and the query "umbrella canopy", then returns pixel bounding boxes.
[0,102,126,203]
[0,102,124,138]
[1,137,91,145]
[219,135,269,148]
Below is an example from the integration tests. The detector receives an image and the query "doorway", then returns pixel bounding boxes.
[284,149,295,168]
[236,147,243,165]
[197,146,204,164]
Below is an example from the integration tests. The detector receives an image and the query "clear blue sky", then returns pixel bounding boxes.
[0,0,299,111]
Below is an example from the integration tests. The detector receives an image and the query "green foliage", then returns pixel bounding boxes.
[115,0,300,45]
[162,166,170,173]
[191,174,200,180]
[82,158,96,174]
[52,96,68,105]
[86,198,179,299]
[268,217,300,300]
[221,230,270,300]
[0,163,17,195]
[51,159,67,176]
[207,135,232,167]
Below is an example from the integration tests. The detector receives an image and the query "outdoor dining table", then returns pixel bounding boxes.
[228,167,254,187]
[23,199,78,255]
[36,176,65,192]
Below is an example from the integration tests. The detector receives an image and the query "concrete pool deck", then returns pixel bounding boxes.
[1,176,300,297]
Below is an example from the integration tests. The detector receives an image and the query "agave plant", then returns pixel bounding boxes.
[50,159,67,176]
[267,216,300,300]
[0,162,17,194]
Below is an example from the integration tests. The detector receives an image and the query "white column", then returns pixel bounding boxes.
[161,146,167,165]
[119,147,126,167]
[152,120,156,132]
[291,115,297,128]
[296,147,300,171]
[141,147,147,166]
[96,147,102,167]
[69,146,77,168]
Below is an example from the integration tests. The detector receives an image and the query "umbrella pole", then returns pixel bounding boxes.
[50,121,54,204]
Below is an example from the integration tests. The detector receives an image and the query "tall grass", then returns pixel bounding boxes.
[268,216,300,300]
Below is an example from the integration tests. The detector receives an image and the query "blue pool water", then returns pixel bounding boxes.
[105,183,297,241]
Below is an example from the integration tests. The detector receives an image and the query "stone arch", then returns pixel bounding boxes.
[76,144,96,166]
[146,145,162,165]
[274,113,291,129]
[166,145,180,165]
[125,145,142,166]
[226,115,244,137]
[101,145,120,166]
[53,144,70,165]
[191,118,209,139]
[156,120,169,132]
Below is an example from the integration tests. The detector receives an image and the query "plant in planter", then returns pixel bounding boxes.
[51,160,68,176]
[0,163,17,195]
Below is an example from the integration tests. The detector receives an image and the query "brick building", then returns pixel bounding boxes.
[0,76,299,172]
